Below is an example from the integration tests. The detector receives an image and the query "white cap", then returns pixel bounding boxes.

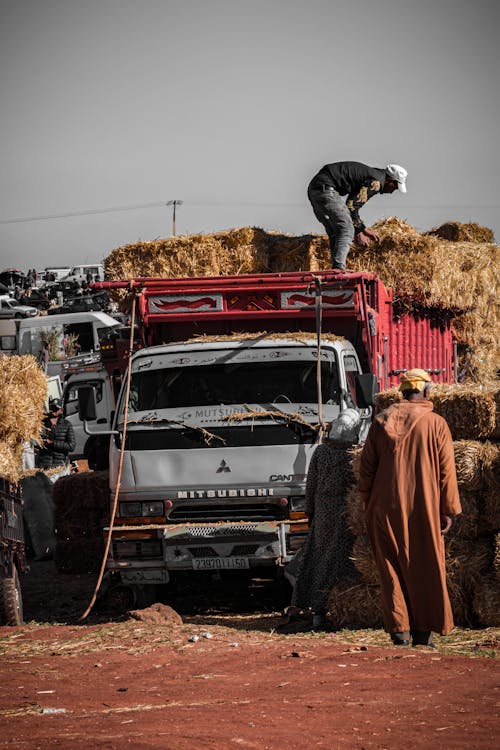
[386,164,407,193]
[328,408,361,443]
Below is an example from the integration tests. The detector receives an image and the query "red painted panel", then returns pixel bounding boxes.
[385,313,454,388]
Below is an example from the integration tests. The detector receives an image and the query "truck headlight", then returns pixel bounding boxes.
[120,502,141,517]
[289,496,306,512]
[119,501,165,518]
[142,501,164,517]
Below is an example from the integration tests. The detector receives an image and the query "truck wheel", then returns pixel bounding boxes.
[0,566,24,626]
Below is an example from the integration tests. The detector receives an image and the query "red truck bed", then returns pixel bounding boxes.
[97,270,455,390]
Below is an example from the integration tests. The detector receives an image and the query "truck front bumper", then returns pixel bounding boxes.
[106,520,308,584]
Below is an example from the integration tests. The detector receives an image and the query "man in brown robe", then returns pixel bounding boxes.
[358,369,461,647]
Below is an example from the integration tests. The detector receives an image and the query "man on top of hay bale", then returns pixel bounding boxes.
[307,161,407,269]
[358,368,461,648]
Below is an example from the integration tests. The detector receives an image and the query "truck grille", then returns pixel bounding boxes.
[231,544,260,556]
[169,503,287,523]
[188,546,218,558]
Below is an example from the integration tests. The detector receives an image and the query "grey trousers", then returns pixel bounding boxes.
[308,184,355,269]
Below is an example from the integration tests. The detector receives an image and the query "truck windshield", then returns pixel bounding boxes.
[127,359,340,411]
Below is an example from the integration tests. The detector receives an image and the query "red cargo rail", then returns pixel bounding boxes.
[96,270,454,390]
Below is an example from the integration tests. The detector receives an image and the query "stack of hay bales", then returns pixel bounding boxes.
[327,388,500,629]
[104,218,499,381]
[53,471,109,574]
[0,355,47,483]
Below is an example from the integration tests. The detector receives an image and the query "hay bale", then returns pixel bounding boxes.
[345,485,365,536]
[350,536,379,585]
[53,471,109,541]
[451,489,480,539]
[0,355,48,483]
[427,222,495,244]
[327,579,384,629]
[494,534,500,572]
[432,384,497,440]
[482,485,500,533]
[445,537,492,626]
[454,440,487,492]
[472,573,500,627]
[375,385,497,440]
[348,218,499,312]
[348,445,363,484]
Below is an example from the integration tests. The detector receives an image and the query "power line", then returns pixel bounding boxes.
[0,200,306,225]
[0,201,167,224]
[1,200,497,225]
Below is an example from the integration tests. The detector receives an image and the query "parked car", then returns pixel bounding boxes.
[0,296,38,319]
[47,293,109,315]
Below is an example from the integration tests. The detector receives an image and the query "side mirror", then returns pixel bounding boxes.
[78,386,97,421]
[355,373,379,409]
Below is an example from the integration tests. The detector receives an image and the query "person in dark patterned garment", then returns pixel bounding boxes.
[280,409,361,632]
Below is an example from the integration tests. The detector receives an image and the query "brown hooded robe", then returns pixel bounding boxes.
[358,400,461,635]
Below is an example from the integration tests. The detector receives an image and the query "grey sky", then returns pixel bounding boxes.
[1,0,499,269]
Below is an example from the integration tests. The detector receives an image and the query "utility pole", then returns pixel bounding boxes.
[166,200,183,236]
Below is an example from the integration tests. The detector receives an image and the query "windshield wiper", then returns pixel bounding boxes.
[124,415,226,446]
[223,405,320,434]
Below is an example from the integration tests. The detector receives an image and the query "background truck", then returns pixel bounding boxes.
[80,270,455,601]
[63,353,117,463]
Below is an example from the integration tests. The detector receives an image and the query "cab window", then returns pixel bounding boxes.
[343,354,360,408]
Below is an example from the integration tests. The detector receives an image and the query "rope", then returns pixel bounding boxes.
[312,276,326,444]
[80,291,137,620]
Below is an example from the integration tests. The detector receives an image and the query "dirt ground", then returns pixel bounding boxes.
[0,562,498,749]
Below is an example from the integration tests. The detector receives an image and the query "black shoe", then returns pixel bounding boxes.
[391,631,410,646]
[411,630,435,648]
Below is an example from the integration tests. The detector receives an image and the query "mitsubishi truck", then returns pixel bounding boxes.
[80,270,455,600]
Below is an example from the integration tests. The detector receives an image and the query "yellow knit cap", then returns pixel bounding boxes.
[399,368,432,392]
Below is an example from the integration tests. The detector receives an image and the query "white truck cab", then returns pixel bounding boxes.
[85,334,373,589]
[62,354,116,460]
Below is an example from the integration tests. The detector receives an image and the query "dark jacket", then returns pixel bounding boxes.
[309,161,387,233]
[37,414,76,469]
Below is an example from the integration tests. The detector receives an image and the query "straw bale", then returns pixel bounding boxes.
[374,388,401,413]
[348,218,500,312]
[326,579,384,629]
[431,384,496,440]
[53,471,109,541]
[186,331,346,345]
[451,489,480,539]
[472,573,500,627]
[427,222,495,244]
[482,485,500,533]
[445,537,491,626]
[350,536,379,585]
[481,441,500,490]
[0,355,48,483]
[375,385,497,440]
[347,445,363,484]
[345,485,365,536]
[494,533,500,572]
[454,440,487,492]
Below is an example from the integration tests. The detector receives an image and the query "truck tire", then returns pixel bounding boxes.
[0,565,23,626]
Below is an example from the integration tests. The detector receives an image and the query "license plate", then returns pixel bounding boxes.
[192,557,249,570]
